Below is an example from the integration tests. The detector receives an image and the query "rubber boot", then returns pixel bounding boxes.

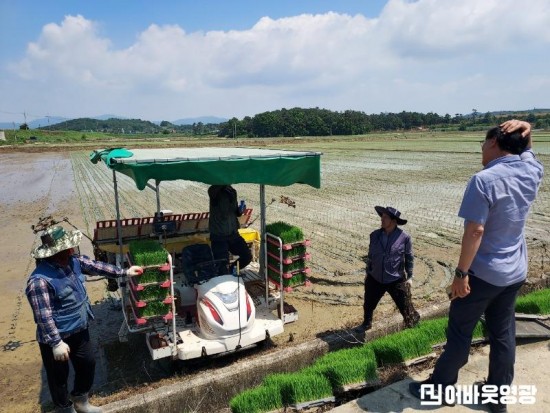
[71,394,103,413]
[55,402,77,413]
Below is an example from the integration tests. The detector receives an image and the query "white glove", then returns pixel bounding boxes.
[53,340,70,362]
[126,266,143,276]
[405,277,413,287]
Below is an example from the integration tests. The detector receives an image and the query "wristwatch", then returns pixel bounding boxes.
[454,267,469,279]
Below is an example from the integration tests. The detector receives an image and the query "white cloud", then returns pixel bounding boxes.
[3,0,550,121]
[380,0,550,57]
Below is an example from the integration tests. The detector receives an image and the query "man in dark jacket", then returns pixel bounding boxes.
[208,185,252,274]
[356,206,420,332]
[27,225,142,413]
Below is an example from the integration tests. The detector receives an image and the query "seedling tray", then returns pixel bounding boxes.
[128,277,171,302]
[128,240,169,267]
[267,251,311,265]
[267,237,311,251]
[128,287,173,318]
[265,221,305,244]
[126,300,173,326]
[136,266,170,284]
[268,270,311,291]
[267,265,311,279]
[126,253,170,283]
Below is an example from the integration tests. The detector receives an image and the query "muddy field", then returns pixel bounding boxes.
[1,135,549,413]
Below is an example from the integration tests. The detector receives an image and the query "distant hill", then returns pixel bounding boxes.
[0,121,20,130]
[93,114,129,121]
[37,117,222,135]
[489,109,550,116]
[40,117,161,133]
[0,114,227,130]
[0,116,68,130]
[172,116,228,125]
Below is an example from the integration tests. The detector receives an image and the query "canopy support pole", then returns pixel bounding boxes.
[155,180,161,214]
[260,184,267,308]
[113,170,124,263]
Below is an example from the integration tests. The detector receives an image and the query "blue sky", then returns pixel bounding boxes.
[1,0,549,124]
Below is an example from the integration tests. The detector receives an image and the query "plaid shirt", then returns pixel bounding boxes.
[26,255,126,346]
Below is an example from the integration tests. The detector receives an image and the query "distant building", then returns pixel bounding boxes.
[0,130,5,141]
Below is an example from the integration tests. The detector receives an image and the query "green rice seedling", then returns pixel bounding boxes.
[472,320,487,339]
[413,317,486,344]
[267,243,307,259]
[128,240,168,266]
[286,272,308,287]
[414,317,450,344]
[266,221,304,244]
[228,315,490,411]
[139,268,169,284]
[136,301,170,318]
[516,288,550,314]
[135,284,168,302]
[229,384,283,413]
[267,269,308,287]
[306,345,378,388]
[263,372,332,406]
[283,244,307,258]
[370,327,434,365]
[267,256,306,272]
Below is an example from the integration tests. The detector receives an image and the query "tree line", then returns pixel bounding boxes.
[217,108,550,138]
[34,109,550,137]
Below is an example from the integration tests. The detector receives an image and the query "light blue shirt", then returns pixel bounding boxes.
[458,150,543,286]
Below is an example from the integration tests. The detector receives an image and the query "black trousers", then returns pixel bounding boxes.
[363,275,419,327]
[211,232,252,273]
[39,329,95,408]
[432,276,524,387]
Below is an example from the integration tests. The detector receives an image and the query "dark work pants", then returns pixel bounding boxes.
[432,276,524,387]
[211,233,252,274]
[363,275,419,327]
[39,329,96,408]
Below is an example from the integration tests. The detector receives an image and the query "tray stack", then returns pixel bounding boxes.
[127,240,173,325]
[266,221,311,292]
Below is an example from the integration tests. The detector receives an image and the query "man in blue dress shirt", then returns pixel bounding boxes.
[409,120,544,413]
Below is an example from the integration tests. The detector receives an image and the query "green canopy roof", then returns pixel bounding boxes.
[90,147,322,190]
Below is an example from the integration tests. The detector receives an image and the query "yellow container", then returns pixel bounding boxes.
[239,228,260,243]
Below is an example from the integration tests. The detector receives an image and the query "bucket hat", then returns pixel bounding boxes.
[31,225,82,259]
[374,206,407,225]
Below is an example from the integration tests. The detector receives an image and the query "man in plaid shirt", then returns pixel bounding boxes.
[27,225,142,413]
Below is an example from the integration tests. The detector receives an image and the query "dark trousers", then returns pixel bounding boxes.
[432,275,524,387]
[39,329,96,407]
[211,233,252,273]
[363,275,419,327]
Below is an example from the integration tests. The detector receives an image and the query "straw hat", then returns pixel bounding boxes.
[31,225,82,259]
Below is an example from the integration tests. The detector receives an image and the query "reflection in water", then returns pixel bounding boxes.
[0,153,74,211]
